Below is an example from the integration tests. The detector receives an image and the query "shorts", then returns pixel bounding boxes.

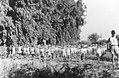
[111,46,119,55]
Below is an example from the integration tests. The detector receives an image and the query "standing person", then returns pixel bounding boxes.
[107,30,119,68]
[96,45,102,62]
[43,39,46,46]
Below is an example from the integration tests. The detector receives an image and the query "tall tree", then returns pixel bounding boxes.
[88,33,99,44]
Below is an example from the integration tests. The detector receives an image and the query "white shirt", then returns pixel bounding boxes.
[43,40,46,45]
[67,48,70,55]
[97,48,102,56]
[12,47,16,54]
[18,46,22,53]
[109,36,118,45]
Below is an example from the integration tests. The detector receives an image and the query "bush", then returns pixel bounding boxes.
[85,52,113,62]
[8,63,100,78]
[100,52,112,61]
[85,54,98,60]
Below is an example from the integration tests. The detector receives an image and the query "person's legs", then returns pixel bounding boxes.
[114,46,119,68]
[116,53,119,68]
[112,54,115,67]
[97,53,100,63]
[111,46,115,68]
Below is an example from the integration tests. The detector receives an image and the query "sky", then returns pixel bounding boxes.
[77,0,119,40]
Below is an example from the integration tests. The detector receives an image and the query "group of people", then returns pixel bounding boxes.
[0,42,108,63]
[1,30,118,67]
[0,44,89,58]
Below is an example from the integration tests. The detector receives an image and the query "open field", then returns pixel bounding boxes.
[0,54,119,78]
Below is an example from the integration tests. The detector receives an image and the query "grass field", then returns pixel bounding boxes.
[0,52,119,78]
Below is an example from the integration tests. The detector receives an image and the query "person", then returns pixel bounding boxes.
[107,30,119,68]
[96,45,102,62]
[43,39,46,45]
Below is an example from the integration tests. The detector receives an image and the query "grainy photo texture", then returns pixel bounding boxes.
[0,0,119,78]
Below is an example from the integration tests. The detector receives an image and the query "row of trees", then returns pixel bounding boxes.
[0,0,86,46]
[80,33,107,46]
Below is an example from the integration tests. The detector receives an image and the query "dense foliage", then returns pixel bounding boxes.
[8,63,114,78]
[0,0,86,46]
[88,33,100,44]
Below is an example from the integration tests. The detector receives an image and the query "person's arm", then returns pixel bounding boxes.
[116,35,118,45]
[107,38,110,50]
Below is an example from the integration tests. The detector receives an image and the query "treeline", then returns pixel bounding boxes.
[0,0,86,46]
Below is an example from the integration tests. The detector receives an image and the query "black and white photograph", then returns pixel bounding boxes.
[0,0,119,78]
